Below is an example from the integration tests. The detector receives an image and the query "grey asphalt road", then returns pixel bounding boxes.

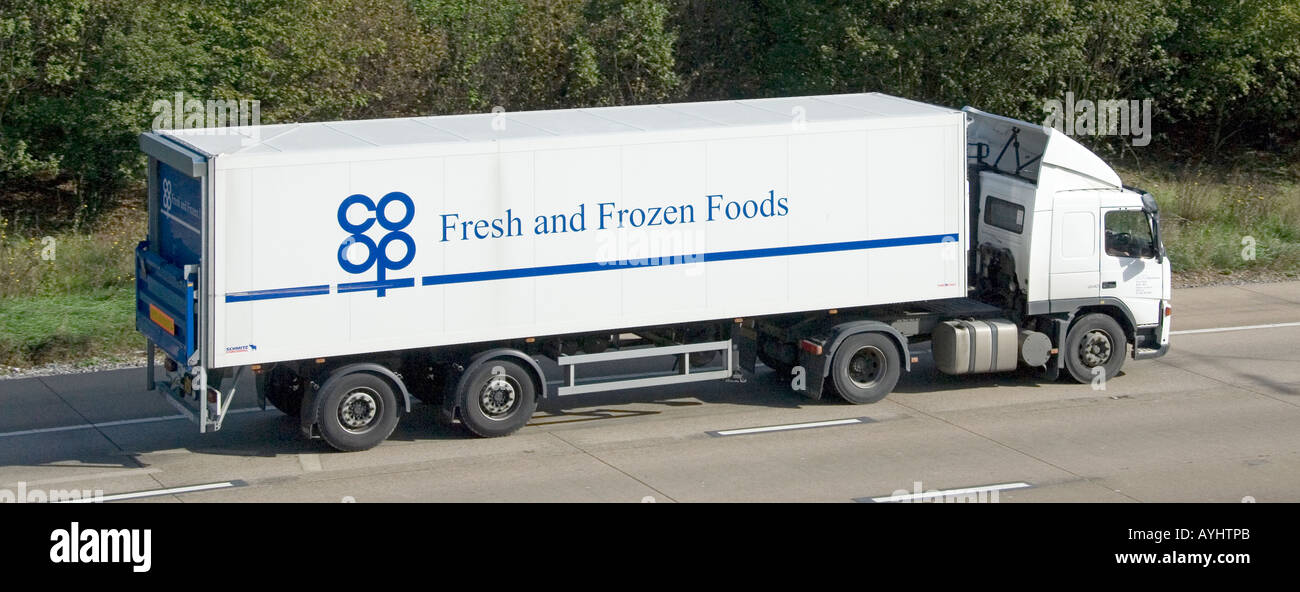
[1,282,1298,503]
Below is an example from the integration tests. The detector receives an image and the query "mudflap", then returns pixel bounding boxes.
[797,349,829,400]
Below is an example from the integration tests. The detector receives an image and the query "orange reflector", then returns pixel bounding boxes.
[799,339,823,356]
[911,357,919,364]
[1165,306,1173,317]
[525,337,535,343]
[315,358,326,364]
[1050,348,1059,355]
[829,309,838,315]
[149,304,176,335]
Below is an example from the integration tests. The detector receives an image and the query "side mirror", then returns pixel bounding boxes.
[1141,192,1159,214]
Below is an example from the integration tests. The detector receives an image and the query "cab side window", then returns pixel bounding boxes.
[984,196,1024,234]
[1104,210,1155,259]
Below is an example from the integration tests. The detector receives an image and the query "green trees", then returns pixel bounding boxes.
[670,0,1299,158]
[1,0,1297,224]
[1154,0,1300,155]
[410,0,679,111]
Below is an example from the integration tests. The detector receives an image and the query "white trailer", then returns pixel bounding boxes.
[137,93,1170,451]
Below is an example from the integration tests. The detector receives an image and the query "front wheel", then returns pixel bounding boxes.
[458,359,538,438]
[1063,313,1128,384]
[316,372,401,452]
[829,333,900,404]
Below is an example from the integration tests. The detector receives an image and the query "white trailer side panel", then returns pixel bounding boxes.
[168,94,965,367]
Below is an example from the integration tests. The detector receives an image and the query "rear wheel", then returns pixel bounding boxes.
[316,372,400,452]
[829,333,900,404]
[458,359,537,438]
[1063,313,1127,383]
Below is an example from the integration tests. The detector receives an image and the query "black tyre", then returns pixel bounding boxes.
[458,359,537,438]
[262,365,305,417]
[1063,313,1127,384]
[316,372,400,452]
[829,333,901,404]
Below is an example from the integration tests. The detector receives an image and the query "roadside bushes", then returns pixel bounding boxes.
[1,0,1297,227]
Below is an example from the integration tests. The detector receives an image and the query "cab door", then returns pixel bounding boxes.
[1100,208,1163,326]
[1049,191,1100,301]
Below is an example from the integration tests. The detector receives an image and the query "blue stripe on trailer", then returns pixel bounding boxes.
[422,233,959,286]
[225,285,330,302]
[223,233,958,302]
[337,278,416,293]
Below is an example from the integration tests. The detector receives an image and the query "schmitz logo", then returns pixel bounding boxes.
[337,192,416,297]
[49,522,152,573]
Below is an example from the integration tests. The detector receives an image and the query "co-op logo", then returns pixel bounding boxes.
[337,192,415,297]
[162,178,173,212]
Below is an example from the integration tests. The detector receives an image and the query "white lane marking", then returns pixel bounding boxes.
[867,482,1032,503]
[298,454,322,473]
[711,417,870,437]
[2,468,162,488]
[0,407,276,439]
[1172,321,1300,335]
[57,481,243,503]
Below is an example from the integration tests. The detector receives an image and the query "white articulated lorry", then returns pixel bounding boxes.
[136,92,1171,451]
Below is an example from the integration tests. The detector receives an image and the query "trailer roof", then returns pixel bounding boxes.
[156,93,958,157]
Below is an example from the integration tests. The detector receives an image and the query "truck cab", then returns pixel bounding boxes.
[965,108,1171,381]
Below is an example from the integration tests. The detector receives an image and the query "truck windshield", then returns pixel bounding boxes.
[1104,210,1156,259]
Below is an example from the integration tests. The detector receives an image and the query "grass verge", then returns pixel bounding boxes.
[1,207,143,368]
[1118,164,1300,277]
[0,289,139,368]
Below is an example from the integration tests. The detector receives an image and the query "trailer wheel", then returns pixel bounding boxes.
[458,359,537,438]
[316,372,400,452]
[1063,313,1127,384]
[262,366,304,417]
[829,333,900,404]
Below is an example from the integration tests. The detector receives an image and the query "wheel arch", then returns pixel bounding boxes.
[1070,304,1136,345]
[442,348,547,423]
[821,321,911,377]
[300,362,412,439]
[797,320,910,400]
